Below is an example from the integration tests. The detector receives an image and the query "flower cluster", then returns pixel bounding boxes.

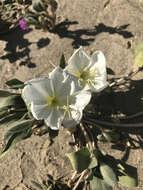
[18,18,29,31]
[22,48,108,130]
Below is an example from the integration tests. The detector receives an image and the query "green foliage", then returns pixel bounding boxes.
[66,148,91,172]
[6,78,25,89]
[0,90,14,97]
[86,150,138,190]
[25,0,58,31]
[118,163,138,187]
[99,162,117,186]
[107,68,115,75]
[59,53,66,69]
[4,119,35,140]
[0,86,36,158]
[0,111,25,125]
[88,154,98,169]
[0,0,30,33]
[0,94,25,111]
[0,0,58,33]
[32,0,45,12]
[68,147,138,190]
[0,127,32,159]
[97,129,120,143]
[31,180,45,190]
[90,176,112,190]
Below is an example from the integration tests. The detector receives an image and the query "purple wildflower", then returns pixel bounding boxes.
[18,18,29,31]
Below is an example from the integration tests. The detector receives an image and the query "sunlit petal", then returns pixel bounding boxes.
[45,107,64,130]
[72,90,91,110]
[31,103,51,120]
[63,107,82,128]
[22,78,53,104]
[66,48,90,76]
[65,49,108,92]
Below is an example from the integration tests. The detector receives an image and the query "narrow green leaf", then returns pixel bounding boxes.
[89,156,98,169]
[4,119,35,140]
[30,180,43,190]
[100,162,117,186]
[0,110,9,120]
[32,0,45,12]
[0,90,14,97]
[66,148,91,172]
[0,112,25,126]
[90,176,112,190]
[0,131,30,159]
[59,53,66,69]
[118,163,138,187]
[0,95,25,111]
[102,131,120,142]
[6,78,25,89]
[107,68,115,75]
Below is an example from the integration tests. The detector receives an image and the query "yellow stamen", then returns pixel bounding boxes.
[63,96,71,120]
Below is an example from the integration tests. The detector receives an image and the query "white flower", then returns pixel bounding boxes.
[22,67,91,130]
[65,48,108,92]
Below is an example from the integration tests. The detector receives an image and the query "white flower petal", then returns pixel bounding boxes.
[45,107,64,130]
[91,51,106,69]
[72,90,91,110]
[49,67,67,84]
[31,103,51,120]
[90,79,109,92]
[90,51,107,79]
[63,107,82,128]
[22,78,53,105]
[49,67,71,97]
[66,48,90,76]
[50,67,81,105]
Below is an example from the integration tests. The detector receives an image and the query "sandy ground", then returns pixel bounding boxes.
[0,0,143,189]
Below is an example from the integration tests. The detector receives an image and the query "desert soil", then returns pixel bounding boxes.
[0,0,143,189]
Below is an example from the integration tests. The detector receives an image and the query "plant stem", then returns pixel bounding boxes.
[83,118,143,128]
[72,170,88,190]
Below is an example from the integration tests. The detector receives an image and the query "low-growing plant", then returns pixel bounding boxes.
[0,46,143,190]
[0,0,58,33]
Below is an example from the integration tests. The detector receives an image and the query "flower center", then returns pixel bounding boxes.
[46,96,59,107]
[79,70,89,81]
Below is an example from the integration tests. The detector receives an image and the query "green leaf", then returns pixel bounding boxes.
[102,131,120,142]
[0,90,14,97]
[26,16,38,25]
[59,53,66,69]
[6,78,25,89]
[0,112,25,126]
[0,110,9,120]
[107,68,115,75]
[100,162,117,186]
[4,119,35,140]
[66,148,91,172]
[0,95,25,111]
[134,42,143,69]
[90,176,112,190]
[89,155,98,169]
[30,180,43,190]
[118,163,138,187]
[32,0,45,12]
[0,131,32,159]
